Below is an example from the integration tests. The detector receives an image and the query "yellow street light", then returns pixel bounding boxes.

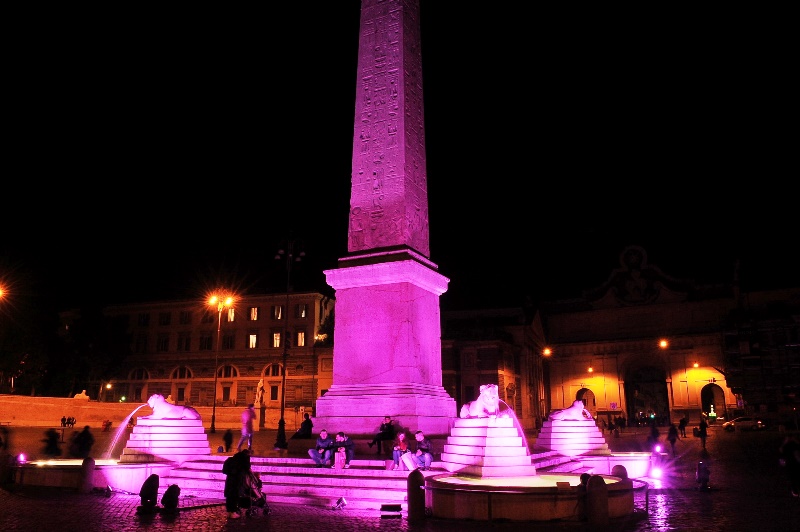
[209,294,234,433]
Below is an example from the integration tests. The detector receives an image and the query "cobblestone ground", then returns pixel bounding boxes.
[2,424,799,531]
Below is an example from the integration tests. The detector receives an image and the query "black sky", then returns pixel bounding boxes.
[3,3,796,317]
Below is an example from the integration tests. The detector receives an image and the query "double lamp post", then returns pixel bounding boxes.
[273,239,303,450]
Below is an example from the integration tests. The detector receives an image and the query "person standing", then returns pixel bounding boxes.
[74,425,95,459]
[413,430,433,471]
[222,449,250,519]
[667,423,679,457]
[223,429,233,453]
[368,416,395,454]
[307,429,334,467]
[678,416,688,438]
[236,404,256,452]
[698,418,708,450]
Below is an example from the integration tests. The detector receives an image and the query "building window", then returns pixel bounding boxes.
[249,307,259,321]
[201,311,215,324]
[217,365,238,378]
[157,335,169,352]
[177,333,191,352]
[272,305,283,320]
[222,333,235,350]
[226,308,235,322]
[249,333,258,349]
[137,313,150,327]
[158,312,171,326]
[171,366,193,379]
[296,330,305,347]
[199,334,213,350]
[179,311,192,325]
[270,385,279,401]
[135,334,148,354]
[269,363,282,377]
[272,332,281,348]
[295,303,308,319]
[131,368,149,380]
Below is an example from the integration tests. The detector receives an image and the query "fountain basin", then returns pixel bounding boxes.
[425,472,643,522]
[12,459,173,494]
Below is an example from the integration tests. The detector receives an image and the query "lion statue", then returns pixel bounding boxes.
[139,394,201,420]
[549,400,592,421]
[460,384,501,418]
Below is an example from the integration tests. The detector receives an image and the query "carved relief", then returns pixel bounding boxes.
[349,0,429,257]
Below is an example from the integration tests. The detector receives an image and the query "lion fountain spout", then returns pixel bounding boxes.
[117,394,211,464]
[442,384,536,477]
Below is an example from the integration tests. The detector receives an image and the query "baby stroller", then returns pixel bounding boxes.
[239,470,269,517]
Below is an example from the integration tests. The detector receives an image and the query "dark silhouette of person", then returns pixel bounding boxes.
[139,473,159,511]
[678,417,688,438]
[290,413,313,440]
[223,429,233,453]
[667,423,679,456]
[698,418,708,450]
[73,425,95,458]
[367,416,395,454]
[223,449,251,519]
[42,428,62,457]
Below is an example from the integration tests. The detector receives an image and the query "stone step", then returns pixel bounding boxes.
[157,456,441,510]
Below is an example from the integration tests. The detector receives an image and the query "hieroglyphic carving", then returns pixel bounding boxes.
[349,0,429,257]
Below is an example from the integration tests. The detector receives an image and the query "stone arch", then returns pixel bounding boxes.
[577,387,597,418]
[700,383,728,421]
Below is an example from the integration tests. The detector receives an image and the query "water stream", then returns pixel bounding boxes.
[103,403,147,459]
[498,399,530,455]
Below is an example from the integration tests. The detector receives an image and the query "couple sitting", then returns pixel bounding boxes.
[394,430,433,471]
[308,429,355,468]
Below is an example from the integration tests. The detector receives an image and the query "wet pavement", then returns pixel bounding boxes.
[1,424,799,531]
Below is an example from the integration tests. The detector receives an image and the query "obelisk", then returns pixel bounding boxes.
[315,0,456,435]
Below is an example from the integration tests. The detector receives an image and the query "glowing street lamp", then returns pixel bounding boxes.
[98,381,112,402]
[209,294,234,434]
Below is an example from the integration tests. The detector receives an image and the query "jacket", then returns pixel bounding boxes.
[314,435,334,451]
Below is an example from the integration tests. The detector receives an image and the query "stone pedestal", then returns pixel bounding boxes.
[119,417,211,465]
[533,418,610,457]
[316,254,456,435]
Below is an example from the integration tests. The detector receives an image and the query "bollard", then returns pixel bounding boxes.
[586,474,609,526]
[696,461,710,491]
[80,457,95,494]
[407,468,425,523]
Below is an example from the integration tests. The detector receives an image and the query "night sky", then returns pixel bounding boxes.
[3,3,795,318]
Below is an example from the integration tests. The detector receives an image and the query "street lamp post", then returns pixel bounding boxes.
[274,239,304,450]
[209,294,233,434]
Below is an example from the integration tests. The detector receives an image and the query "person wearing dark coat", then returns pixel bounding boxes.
[223,450,250,519]
[367,416,395,454]
[290,413,314,440]
[223,429,233,453]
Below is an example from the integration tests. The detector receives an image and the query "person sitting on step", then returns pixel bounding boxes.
[367,416,395,454]
[333,431,355,468]
[391,430,410,470]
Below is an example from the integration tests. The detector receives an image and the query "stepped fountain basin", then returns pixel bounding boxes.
[425,472,644,522]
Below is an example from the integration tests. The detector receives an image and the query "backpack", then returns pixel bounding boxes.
[161,484,180,510]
